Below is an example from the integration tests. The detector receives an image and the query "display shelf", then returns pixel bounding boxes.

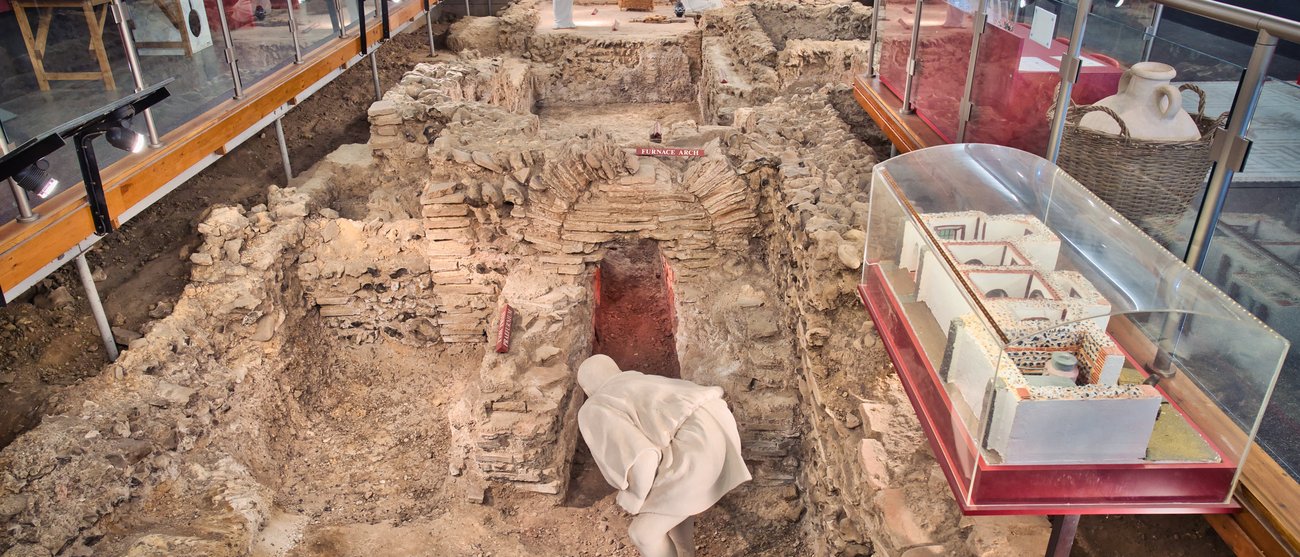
[860,144,1289,513]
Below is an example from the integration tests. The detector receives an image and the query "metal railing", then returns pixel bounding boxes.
[0,0,450,360]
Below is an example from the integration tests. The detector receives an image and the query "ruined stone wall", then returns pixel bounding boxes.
[528,33,702,106]
[447,0,541,56]
[674,266,803,487]
[749,0,874,49]
[698,1,874,124]
[450,271,593,496]
[778,39,871,91]
[728,89,1049,556]
[0,147,376,556]
[699,6,780,124]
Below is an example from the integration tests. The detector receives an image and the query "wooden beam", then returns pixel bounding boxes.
[851,74,942,154]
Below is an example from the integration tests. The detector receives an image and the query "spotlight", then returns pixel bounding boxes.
[14,159,59,199]
[106,125,147,154]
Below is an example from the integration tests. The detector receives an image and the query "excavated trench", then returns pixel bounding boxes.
[593,239,681,379]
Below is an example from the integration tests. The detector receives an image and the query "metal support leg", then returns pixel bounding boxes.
[1184,29,1276,271]
[900,0,924,114]
[75,254,119,362]
[1045,0,1093,163]
[0,126,39,223]
[1044,515,1080,557]
[426,5,437,55]
[274,118,293,181]
[109,0,162,147]
[464,0,470,17]
[370,53,383,101]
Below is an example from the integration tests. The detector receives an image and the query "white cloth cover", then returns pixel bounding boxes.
[578,358,751,517]
[553,0,575,28]
[680,0,722,12]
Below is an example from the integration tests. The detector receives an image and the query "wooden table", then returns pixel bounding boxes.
[130,0,195,57]
[11,0,117,91]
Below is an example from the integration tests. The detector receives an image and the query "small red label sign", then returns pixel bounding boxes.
[495,304,515,353]
[635,147,705,157]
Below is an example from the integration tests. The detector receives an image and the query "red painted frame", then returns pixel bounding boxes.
[859,265,1240,515]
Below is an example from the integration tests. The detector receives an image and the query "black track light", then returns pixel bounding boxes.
[14,159,59,199]
[105,125,147,154]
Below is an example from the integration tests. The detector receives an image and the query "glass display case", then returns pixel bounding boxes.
[859,144,1289,513]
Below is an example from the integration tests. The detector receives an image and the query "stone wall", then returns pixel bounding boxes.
[778,39,871,91]
[528,33,702,106]
[699,6,780,124]
[0,145,375,556]
[726,89,1050,556]
[749,0,875,49]
[447,0,541,56]
[451,269,593,495]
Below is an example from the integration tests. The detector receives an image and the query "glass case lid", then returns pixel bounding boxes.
[873,144,1286,329]
[872,144,1290,441]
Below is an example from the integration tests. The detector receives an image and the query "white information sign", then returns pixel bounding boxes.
[1028,7,1057,49]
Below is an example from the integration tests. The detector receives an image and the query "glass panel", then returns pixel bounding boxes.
[297,0,342,50]
[874,0,926,102]
[343,0,376,31]
[910,0,977,142]
[222,0,297,85]
[127,0,237,135]
[1201,75,1300,481]
[1054,9,1251,255]
[964,0,1076,156]
[0,0,137,206]
[866,144,1288,508]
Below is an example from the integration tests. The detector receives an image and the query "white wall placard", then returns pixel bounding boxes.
[1028,6,1057,49]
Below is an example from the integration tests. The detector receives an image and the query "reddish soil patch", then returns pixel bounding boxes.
[593,239,681,378]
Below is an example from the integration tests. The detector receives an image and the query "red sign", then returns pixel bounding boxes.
[495,304,515,353]
[635,147,705,157]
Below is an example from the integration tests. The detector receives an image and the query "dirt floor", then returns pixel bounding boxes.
[0,21,1238,557]
[594,239,682,378]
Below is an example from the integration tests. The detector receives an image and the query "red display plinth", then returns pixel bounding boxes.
[879,21,1123,153]
[858,267,1240,515]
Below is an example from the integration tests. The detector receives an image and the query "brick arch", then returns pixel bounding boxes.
[522,141,758,271]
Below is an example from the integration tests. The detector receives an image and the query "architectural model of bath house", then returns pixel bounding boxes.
[859,144,1289,511]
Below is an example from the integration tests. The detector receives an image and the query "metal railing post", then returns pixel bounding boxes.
[286,0,304,63]
[1141,4,1163,62]
[866,0,881,77]
[109,0,163,147]
[214,0,244,97]
[75,253,119,362]
[1045,0,1092,163]
[1184,29,1276,271]
[956,0,989,141]
[336,0,349,37]
[900,0,924,114]
[0,125,39,223]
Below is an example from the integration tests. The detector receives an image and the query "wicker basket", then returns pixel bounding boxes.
[1055,84,1226,240]
[619,0,654,11]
